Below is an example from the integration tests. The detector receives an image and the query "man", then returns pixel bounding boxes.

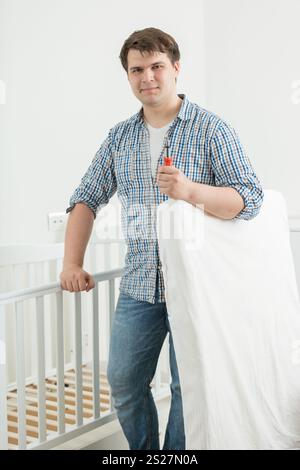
[60,27,264,450]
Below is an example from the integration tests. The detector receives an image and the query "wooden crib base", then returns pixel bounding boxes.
[6,365,111,449]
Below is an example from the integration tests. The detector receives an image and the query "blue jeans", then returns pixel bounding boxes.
[107,283,186,450]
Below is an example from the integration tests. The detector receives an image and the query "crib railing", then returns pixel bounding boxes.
[0,269,171,450]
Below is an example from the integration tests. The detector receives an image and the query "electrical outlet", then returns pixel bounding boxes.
[48,212,67,232]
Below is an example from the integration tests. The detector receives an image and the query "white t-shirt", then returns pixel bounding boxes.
[146,120,174,178]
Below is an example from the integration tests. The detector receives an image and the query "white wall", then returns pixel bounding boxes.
[202,0,300,218]
[0,0,206,245]
[1,0,299,242]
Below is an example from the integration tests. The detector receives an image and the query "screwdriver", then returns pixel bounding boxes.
[164,137,173,166]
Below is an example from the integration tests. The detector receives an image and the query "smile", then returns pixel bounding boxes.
[141,87,159,92]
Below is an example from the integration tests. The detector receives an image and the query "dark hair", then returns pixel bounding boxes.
[119,27,180,72]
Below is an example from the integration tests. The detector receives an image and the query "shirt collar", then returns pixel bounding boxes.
[132,93,194,126]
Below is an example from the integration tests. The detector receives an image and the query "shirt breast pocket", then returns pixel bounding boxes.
[114,150,136,196]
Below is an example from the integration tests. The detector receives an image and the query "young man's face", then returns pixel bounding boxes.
[126,49,180,107]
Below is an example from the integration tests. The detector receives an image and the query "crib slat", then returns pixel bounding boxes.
[108,279,115,334]
[35,296,46,442]
[7,392,92,415]
[8,409,58,432]
[55,291,65,434]
[55,259,63,283]
[15,301,27,449]
[92,286,100,419]
[74,292,83,426]
[0,304,8,450]
[108,279,115,412]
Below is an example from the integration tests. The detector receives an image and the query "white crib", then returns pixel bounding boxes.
[0,241,171,450]
[1,217,300,450]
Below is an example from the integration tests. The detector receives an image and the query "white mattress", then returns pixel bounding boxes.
[157,190,300,450]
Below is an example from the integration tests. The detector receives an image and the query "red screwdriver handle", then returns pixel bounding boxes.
[164,156,173,166]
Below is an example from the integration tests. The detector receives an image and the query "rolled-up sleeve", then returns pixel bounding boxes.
[66,131,117,219]
[210,121,264,220]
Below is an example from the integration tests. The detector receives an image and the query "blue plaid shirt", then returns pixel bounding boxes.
[66,94,264,304]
